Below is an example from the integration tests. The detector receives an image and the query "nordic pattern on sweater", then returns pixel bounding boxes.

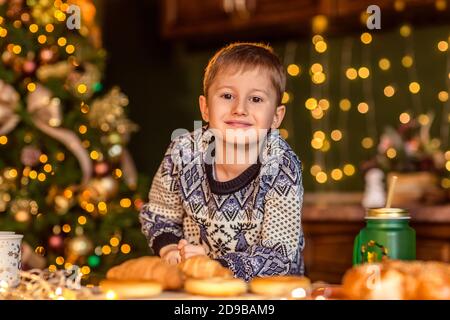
[139,127,305,281]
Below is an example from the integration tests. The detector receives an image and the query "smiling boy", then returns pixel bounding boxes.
[139,42,305,281]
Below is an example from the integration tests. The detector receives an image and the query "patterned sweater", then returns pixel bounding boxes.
[139,127,305,281]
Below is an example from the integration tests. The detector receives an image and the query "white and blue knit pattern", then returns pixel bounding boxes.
[139,127,305,281]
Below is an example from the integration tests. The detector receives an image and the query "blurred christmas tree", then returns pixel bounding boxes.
[0,0,149,283]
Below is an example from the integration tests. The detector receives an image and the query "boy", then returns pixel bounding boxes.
[139,42,305,281]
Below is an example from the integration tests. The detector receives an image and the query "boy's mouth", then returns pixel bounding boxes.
[224,120,253,128]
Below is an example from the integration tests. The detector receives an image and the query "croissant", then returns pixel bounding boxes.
[178,255,233,279]
[342,260,450,300]
[106,256,184,290]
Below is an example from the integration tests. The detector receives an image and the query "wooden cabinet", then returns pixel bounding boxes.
[160,0,450,40]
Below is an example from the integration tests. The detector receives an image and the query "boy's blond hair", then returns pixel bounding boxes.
[203,42,286,106]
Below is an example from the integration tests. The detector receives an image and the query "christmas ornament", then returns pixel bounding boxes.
[80,176,119,202]
[23,59,37,75]
[94,162,109,176]
[66,63,101,99]
[20,145,42,167]
[39,47,57,64]
[87,255,100,268]
[48,235,64,250]
[10,198,38,222]
[36,61,72,81]
[66,235,93,257]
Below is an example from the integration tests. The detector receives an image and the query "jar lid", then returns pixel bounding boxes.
[366,208,410,219]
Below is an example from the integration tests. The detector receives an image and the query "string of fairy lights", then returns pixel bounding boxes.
[281,1,450,189]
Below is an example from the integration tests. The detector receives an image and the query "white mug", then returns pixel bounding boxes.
[0,234,23,288]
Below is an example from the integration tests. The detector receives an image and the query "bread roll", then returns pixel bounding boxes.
[249,275,311,296]
[106,256,184,290]
[184,278,247,297]
[178,256,232,279]
[100,280,162,299]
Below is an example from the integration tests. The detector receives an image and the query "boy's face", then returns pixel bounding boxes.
[199,67,286,145]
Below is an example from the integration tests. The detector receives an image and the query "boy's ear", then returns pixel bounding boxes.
[199,95,209,122]
[271,105,286,129]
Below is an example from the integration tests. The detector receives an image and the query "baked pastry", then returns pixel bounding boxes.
[184,277,247,297]
[178,255,232,279]
[249,275,311,296]
[106,256,184,290]
[100,280,162,299]
[342,260,450,300]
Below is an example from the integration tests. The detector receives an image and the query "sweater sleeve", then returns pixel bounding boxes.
[216,152,305,281]
[139,140,185,256]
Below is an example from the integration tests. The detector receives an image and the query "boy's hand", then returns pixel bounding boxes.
[178,239,207,261]
[159,244,181,265]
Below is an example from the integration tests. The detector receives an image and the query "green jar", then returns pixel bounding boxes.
[353,208,416,265]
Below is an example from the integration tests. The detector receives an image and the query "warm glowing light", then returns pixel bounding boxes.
[402,55,413,68]
[27,82,37,92]
[310,63,323,74]
[110,237,120,247]
[90,150,99,160]
[98,202,107,211]
[120,198,132,208]
[438,41,449,52]
[29,24,38,33]
[106,290,117,300]
[315,40,327,53]
[358,67,370,79]
[331,169,343,181]
[78,216,87,225]
[384,85,395,97]
[409,82,420,94]
[102,245,112,255]
[282,92,290,104]
[418,114,430,126]
[287,64,300,76]
[312,72,326,84]
[77,84,87,94]
[343,164,356,176]
[331,130,342,141]
[438,91,449,102]
[360,32,372,44]
[12,45,21,54]
[345,68,358,80]
[121,244,131,254]
[399,24,411,37]
[362,137,374,149]
[79,125,87,134]
[0,136,7,145]
[305,98,318,110]
[399,112,411,124]
[318,99,329,110]
[66,44,75,54]
[386,148,397,159]
[37,35,47,44]
[310,165,322,176]
[357,102,369,114]
[378,58,391,71]
[62,224,71,233]
[316,172,328,183]
[339,99,351,111]
[311,138,324,149]
[57,37,67,46]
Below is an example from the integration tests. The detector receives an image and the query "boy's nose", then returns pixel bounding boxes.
[231,99,248,116]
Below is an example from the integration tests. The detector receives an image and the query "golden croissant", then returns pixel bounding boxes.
[106,256,184,290]
[178,255,233,279]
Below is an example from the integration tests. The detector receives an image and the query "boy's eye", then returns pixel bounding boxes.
[250,96,263,103]
[221,93,233,100]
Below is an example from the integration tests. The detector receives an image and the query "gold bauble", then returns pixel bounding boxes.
[66,235,93,257]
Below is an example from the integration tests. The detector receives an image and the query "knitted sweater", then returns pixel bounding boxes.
[139,127,305,281]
